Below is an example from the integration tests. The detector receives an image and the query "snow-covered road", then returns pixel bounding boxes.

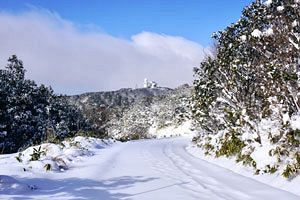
[2,138,299,200]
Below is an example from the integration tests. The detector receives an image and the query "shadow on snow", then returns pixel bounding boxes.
[4,176,160,200]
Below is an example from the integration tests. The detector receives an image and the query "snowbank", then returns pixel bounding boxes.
[149,120,196,139]
[186,144,300,196]
[14,136,116,172]
[0,136,116,195]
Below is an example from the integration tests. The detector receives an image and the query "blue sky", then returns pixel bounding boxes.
[0,0,252,46]
[0,0,253,94]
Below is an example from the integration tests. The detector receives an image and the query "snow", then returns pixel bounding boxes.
[240,35,247,42]
[0,175,36,194]
[0,136,116,196]
[0,137,299,199]
[250,141,277,169]
[264,0,272,6]
[149,120,196,139]
[289,37,300,50]
[264,28,274,36]
[187,143,300,198]
[81,96,89,103]
[277,6,285,11]
[251,29,262,38]
[290,114,300,130]
[292,20,298,27]
[11,136,116,173]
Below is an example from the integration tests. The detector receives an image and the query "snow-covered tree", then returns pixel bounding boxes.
[0,55,90,153]
[192,0,300,178]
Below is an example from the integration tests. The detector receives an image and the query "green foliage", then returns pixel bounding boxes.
[203,143,214,153]
[236,153,256,168]
[263,165,278,174]
[270,146,290,157]
[29,146,45,161]
[130,133,142,141]
[286,130,300,147]
[216,132,245,158]
[283,153,300,178]
[282,163,300,179]
[282,164,294,179]
[269,133,281,144]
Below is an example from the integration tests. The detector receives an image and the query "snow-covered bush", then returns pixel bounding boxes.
[192,0,300,178]
[11,136,115,173]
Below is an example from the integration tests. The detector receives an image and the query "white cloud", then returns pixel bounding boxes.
[0,9,210,94]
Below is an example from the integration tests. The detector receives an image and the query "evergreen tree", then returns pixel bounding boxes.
[0,55,91,153]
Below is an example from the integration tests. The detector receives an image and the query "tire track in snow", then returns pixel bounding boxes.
[163,142,251,200]
[140,140,230,200]
[98,138,300,200]
[140,141,210,199]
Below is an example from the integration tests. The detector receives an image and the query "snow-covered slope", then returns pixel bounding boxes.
[0,138,299,199]
[68,85,191,139]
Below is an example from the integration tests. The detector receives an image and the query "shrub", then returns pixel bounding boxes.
[29,146,45,161]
